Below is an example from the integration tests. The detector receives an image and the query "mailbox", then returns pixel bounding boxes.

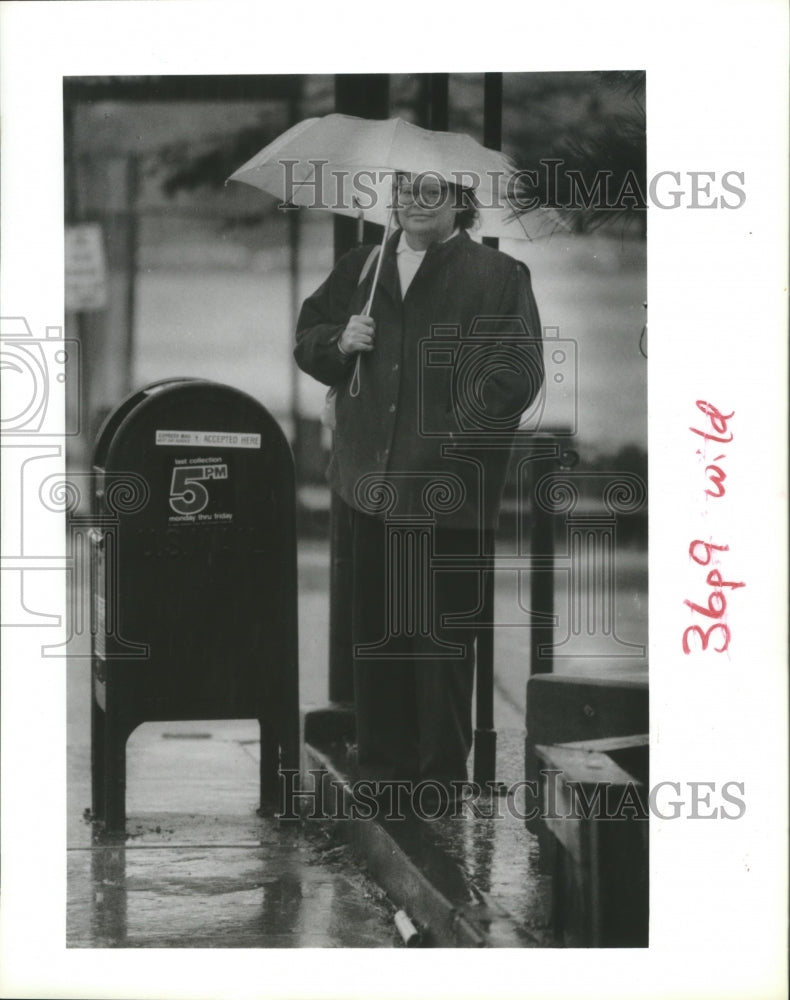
[90,378,299,831]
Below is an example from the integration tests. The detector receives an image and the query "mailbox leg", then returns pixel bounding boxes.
[280,722,300,774]
[259,722,280,813]
[90,697,105,821]
[103,719,133,833]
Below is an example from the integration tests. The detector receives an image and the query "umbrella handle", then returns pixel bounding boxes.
[350,355,363,397]
[349,205,394,399]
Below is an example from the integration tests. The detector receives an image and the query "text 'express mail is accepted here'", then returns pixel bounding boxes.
[155,430,262,449]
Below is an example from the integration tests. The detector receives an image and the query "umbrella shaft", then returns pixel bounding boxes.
[362,205,394,318]
[351,205,394,399]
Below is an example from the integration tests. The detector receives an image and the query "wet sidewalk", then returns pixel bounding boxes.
[68,537,646,947]
[68,712,553,949]
[67,540,404,948]
[68,713,402,948]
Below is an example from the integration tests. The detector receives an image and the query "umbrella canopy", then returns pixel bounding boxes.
[228,113,560,240]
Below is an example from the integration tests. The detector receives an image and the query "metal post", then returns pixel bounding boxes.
[481,72,503,254]
[63,103,90,458]
[123,154,139,396]
[334,75,390,259]
[288,207,302,460]
[328,492,355,703]
[428,74,449,130]
[529,464,556,675]
[287,89,303,465]
[474,72,504,785]
[483,73,503,155]
[473,530,497,786]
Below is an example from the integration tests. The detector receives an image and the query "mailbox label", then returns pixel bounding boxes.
[156,430,261,448]
[168,461,230,519]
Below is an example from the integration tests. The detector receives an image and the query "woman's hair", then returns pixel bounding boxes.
[451,184,481,231]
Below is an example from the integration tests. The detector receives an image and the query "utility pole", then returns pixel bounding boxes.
[123,153,140,396]
[328,75,390,705]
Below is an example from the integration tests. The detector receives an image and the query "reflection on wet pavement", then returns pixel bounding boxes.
[311,730,556,947]
[69,818,399,948]
[414,790,555,945]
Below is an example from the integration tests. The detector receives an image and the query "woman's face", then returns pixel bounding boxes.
[394,174,462,245]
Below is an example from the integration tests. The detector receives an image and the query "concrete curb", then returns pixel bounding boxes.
[301,718,547,948]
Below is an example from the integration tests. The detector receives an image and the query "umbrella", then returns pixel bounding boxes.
[227,114,559,384]
[228,113,541,234]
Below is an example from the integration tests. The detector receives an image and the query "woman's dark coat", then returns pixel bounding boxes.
[295,228,544,530]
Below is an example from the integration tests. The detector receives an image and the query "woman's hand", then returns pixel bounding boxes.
[338,315,376,354]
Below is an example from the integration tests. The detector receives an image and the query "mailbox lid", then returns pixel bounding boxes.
[93,377,208,472]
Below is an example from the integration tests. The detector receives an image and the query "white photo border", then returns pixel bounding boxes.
[0,1,787,998]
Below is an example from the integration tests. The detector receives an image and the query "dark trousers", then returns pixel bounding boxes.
[343,498,487,786]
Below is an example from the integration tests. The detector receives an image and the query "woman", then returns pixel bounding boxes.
[295,172,544,802]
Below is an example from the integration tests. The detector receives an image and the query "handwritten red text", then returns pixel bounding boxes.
[683,403,746,655]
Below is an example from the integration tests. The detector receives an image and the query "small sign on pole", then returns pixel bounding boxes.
[65,223,108,311]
